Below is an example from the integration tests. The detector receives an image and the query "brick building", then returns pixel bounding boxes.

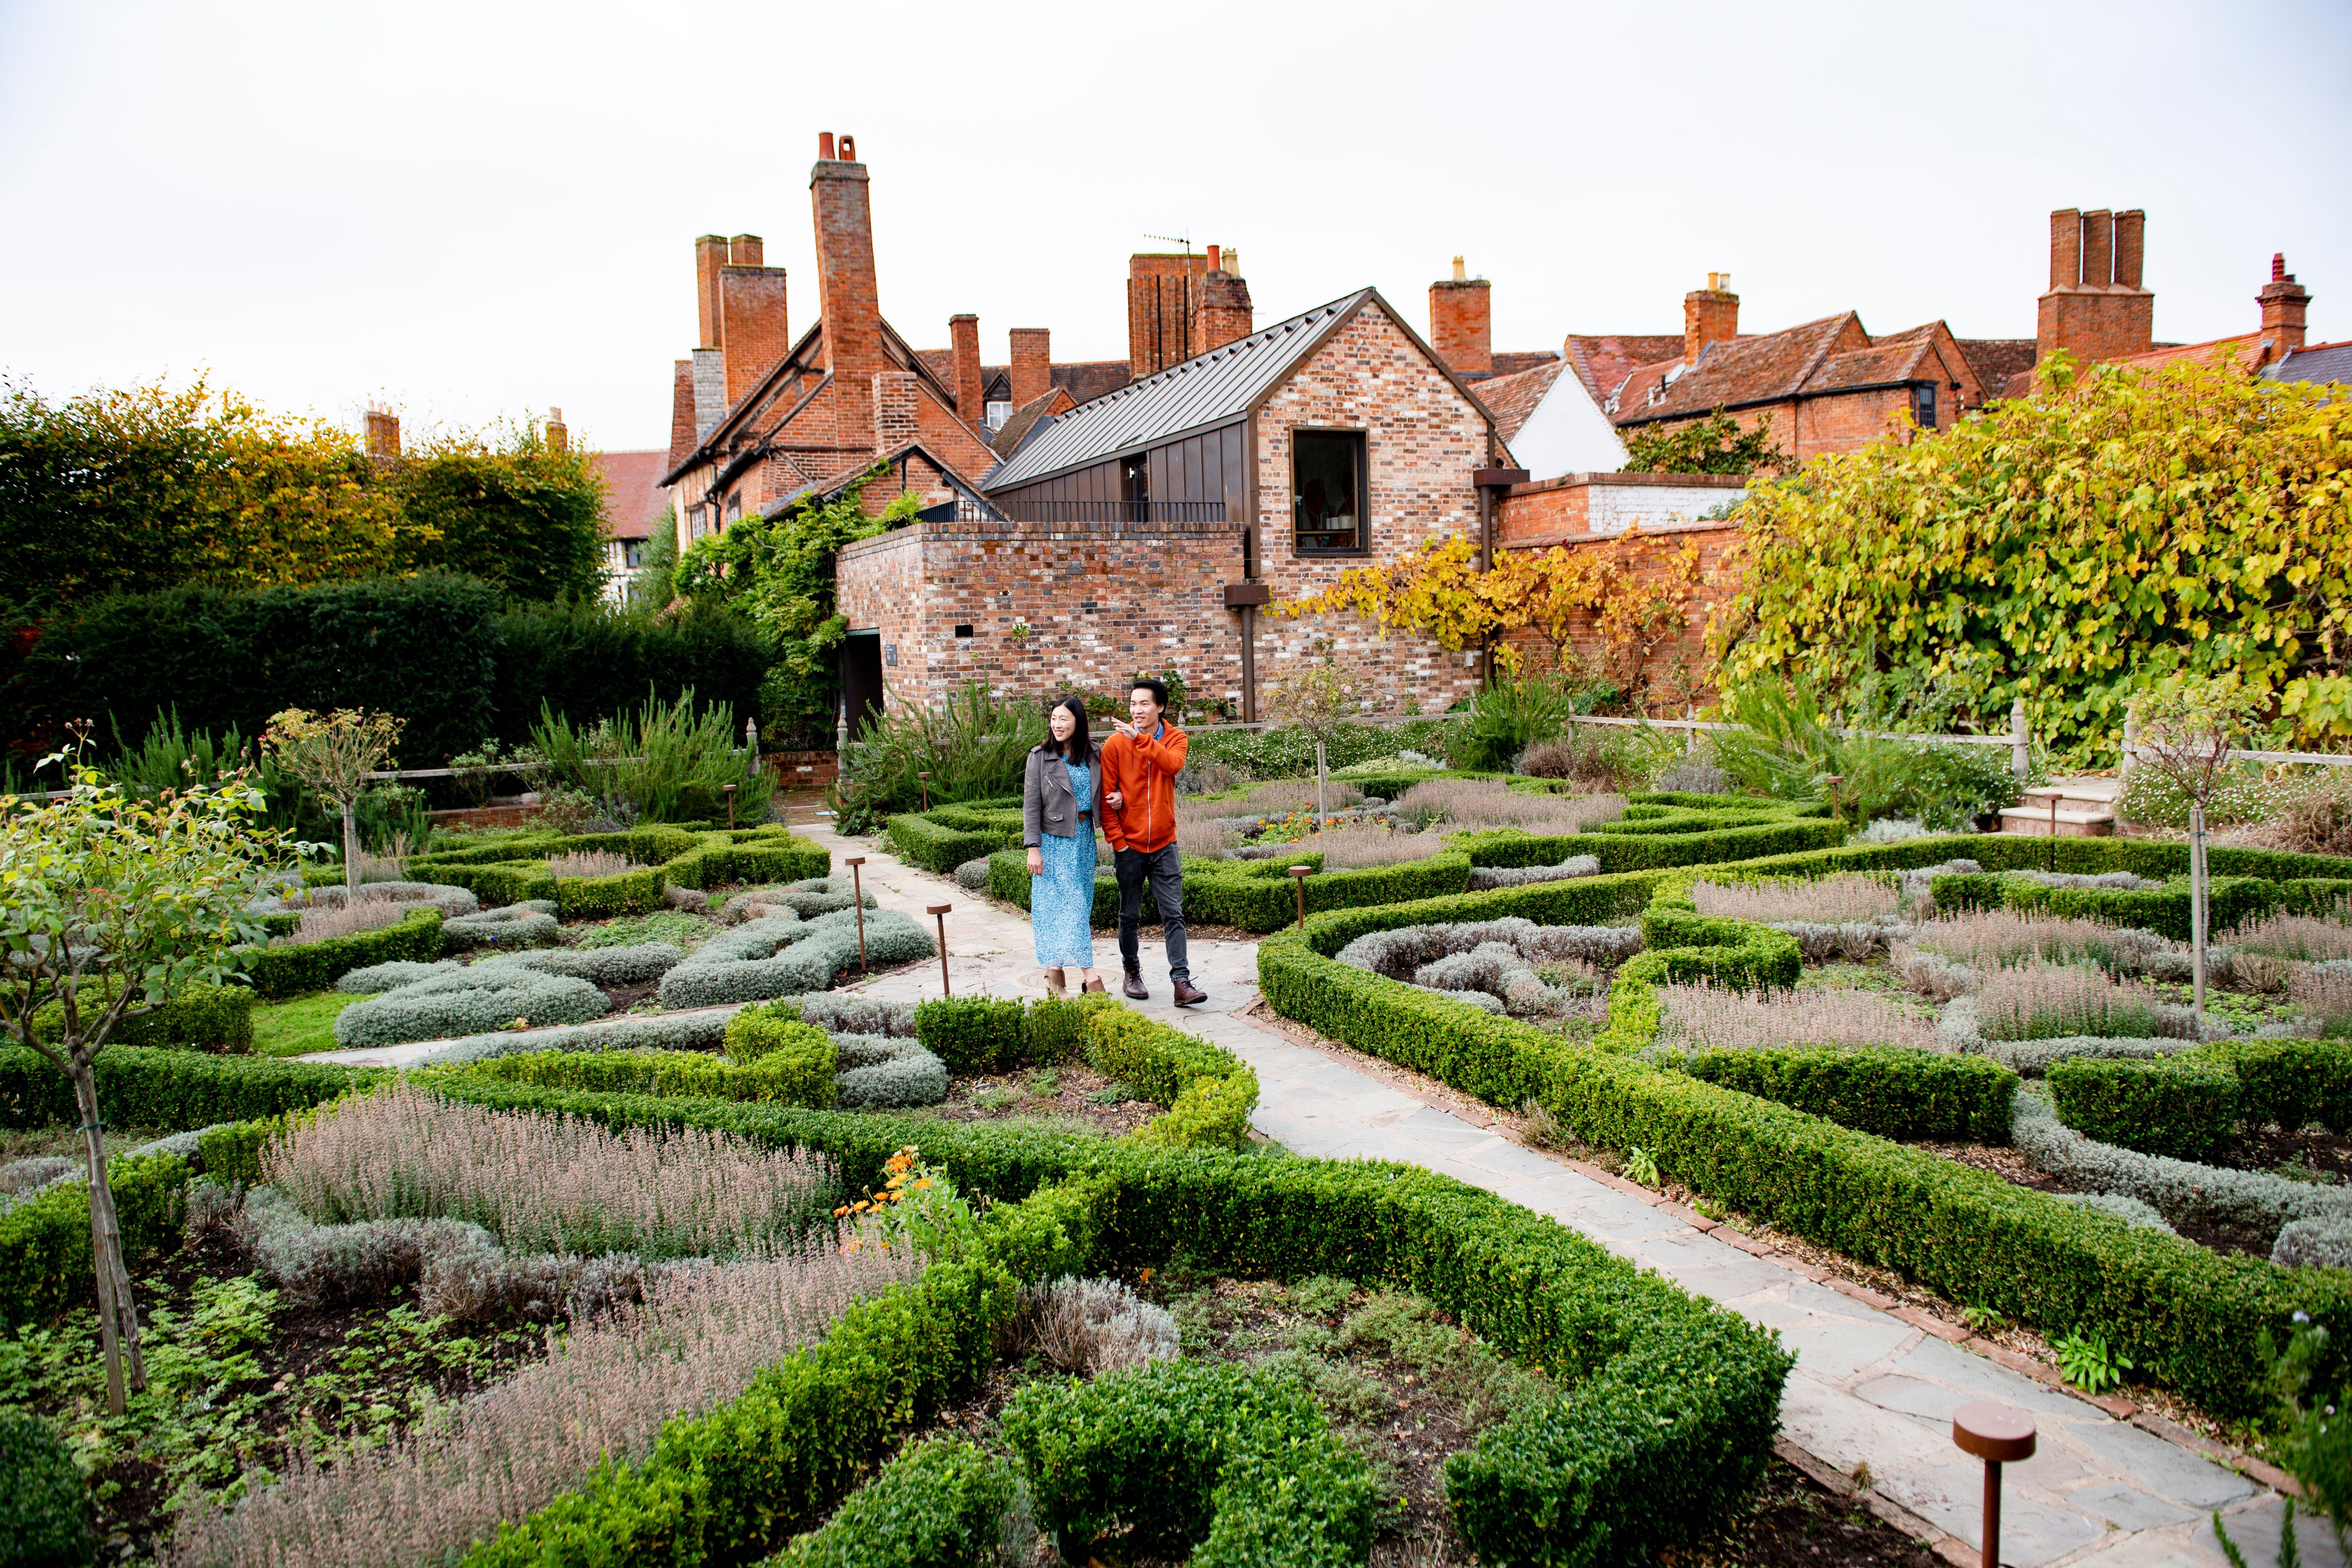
[833,287,1508,725]
[660,134,1001,551]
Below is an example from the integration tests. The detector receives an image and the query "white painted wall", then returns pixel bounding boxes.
[1586,482,1746,535]
[1506,367,1628,479]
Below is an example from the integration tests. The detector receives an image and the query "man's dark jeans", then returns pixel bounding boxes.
[1114,844,1189,983]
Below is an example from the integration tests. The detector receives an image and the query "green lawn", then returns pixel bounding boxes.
[250,991,362,1057]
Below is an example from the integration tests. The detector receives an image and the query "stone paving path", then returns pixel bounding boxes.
[310,820,2323,1566]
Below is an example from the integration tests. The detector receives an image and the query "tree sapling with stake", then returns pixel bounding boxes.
[2125,677,2262,1030]
[262,707,404,894]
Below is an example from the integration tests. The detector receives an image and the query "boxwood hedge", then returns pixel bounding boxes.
[1932,870,2282,941]
[236,909,446,1000]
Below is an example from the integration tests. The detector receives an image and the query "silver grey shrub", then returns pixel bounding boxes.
[333,967,607,1050]
[799,995,919,1037]
[834,1048,950,1108]
[954,858,993,891]
[336,960,462,995]
[1007,1275,1180,1375]
[1975,961,2191,1042]
[2050,1191,2177,1235]
[266,1085,836,1260]
[2272,1217,2352,1269]
[1897,858,1982,919]
[1335,917,1642,981]
[1654,761,1728,795]
[165,1236,919,1568]
[1691,873,1900,925]
[254,881,481,919]
[656,908,932,1009]
[1892,945,1981,1002]
[488,943,685,986]
[1855,817,1930,844]
[1910,909,2175,976]
[1467,856,1601,890]
[2009,869,2161,892]
[2011,1089,2352,1244]
[443,904,562,951]
[419,1010,733,1067]
[1775,922,1892,963]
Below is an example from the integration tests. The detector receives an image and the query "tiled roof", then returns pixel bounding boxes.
[1471,359,1566,444]
[1563,334,1686,405]
[1490,349,1560,378]
[912,353,1135,414]
[2109,331,2269,375]
[1959,339,2038,400]
[594,451,671,540]
[989,386,1073,456]
[2265,341,2352,388]
[1613,314,1880,426]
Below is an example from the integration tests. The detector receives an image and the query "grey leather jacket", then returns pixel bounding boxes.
[1022,745,1094,846]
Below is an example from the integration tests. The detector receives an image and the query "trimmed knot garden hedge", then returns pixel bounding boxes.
[400,824,830,919]
[1257,828,2352,1419]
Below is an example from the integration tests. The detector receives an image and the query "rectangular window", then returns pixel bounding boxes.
[624,542,645,569]
[1913,384,1938,429]
[1292,430,1366,554]
[1120,453,1150,520]
[727,492,743,526]
[689,506,707,539]
[986,400,1012,428]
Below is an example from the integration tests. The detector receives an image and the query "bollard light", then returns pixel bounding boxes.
[918,771,932,811]
[1952,1402,2035,1568]
[1288,865,1313,929]
[927,903,952,996]
[845,856,868,972]
[724,783,737,829]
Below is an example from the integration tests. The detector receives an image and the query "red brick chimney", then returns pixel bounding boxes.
[545,407,567,454]
[812,131,885,448]
[1128,253,1211,378]
[1197,247,1254,354]
[1683,274,1739,366]
[2259,253,2311,362]
[1429,257,1493,378]
[363,407,400,464]
[719,237,790,405]
[694,235,729,349]
[2037,208,2155,367]
[873,371,920,453]
[668,359,697,470]
[949,313,983,424]
[1009,327,1051,407]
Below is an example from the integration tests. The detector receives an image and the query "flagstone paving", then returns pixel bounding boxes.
[311,819,2325,1565]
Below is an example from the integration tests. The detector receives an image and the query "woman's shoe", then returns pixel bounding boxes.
[1082,979,1106,994]
[1044,968,1067,998]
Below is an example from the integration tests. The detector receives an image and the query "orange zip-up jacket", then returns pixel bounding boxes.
[1098,721,1188,855]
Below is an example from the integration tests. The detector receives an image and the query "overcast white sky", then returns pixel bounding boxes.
[3,0,2345,454]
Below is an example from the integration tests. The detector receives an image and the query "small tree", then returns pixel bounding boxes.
[262,708,403,892]
[1264,641,1366,823]
[0,763,277,1413]
[2126,676,2263,1024]
[1621,406,1789,476]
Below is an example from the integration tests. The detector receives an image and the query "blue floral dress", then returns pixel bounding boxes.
[1032,759,1097,969]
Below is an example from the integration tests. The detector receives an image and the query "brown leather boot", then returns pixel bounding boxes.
[1122,971,1149,1001]
[1172,979,1208,1007]
[1044,968,1066,998]
[1082,978,1107,994]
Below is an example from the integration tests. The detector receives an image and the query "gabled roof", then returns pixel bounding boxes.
[758,439,1004,522]
[659,313,978,488]
[989,386,1074,457]
[594,451,670,540]
[1472,359,1566,445]
[984,289,1486,493]
[1959,339,2039,401]
[913,352,1137,410]
[1613,314,1857,424]
[1563,334,1687,405]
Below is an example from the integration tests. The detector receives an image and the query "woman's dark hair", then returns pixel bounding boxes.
[1042,694,1093,765]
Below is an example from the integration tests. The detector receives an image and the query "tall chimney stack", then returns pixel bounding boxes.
[544,407,567,454]
[812,131,885,448]
[1009,327,1051,407]
[2259,253,2311,363]
[694,235,730,350]
[2037,207,2156,367]
[364,407,400,464]
[718,234,790,405]
[950,313,984,425]
[1197,246,1254,354]
[1683,274,1739,366]
[1429,258,1493,378]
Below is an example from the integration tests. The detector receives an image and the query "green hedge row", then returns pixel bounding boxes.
[0,1152,191,1329]
[885,811,1021,874]
[766,1437,1014,1568]
[404,826,830,920]
[237,910,445,1000]
[1931,870,2282,942]
[1084,1009,1258,1150]
[908,994,1116,1076]
[0,1047,371,1131]
[457,1047,835,1106]
[983,844,1479,935]
[31,982,254,1055]
[2043,1038,2352,1159]
[1255,861,2352,1418]
[1680,1047,2017,1144]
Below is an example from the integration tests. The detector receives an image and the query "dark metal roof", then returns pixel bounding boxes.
[982,290,1374,491]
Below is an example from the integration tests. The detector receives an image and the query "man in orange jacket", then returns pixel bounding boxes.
[1099,677,1206,1006]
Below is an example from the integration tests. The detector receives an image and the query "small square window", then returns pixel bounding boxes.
[953,624,974,638]
[1292,430,1367,554]
[985,401,1012,428]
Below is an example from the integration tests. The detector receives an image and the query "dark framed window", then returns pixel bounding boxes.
[623,541,646,569]
[1292,429,1366,554]
[1912,384,1937,430]
[688,505,707,539]
[1120,453,1150,520]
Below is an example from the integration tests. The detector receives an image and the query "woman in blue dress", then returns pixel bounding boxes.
[1023,696,1104,997]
